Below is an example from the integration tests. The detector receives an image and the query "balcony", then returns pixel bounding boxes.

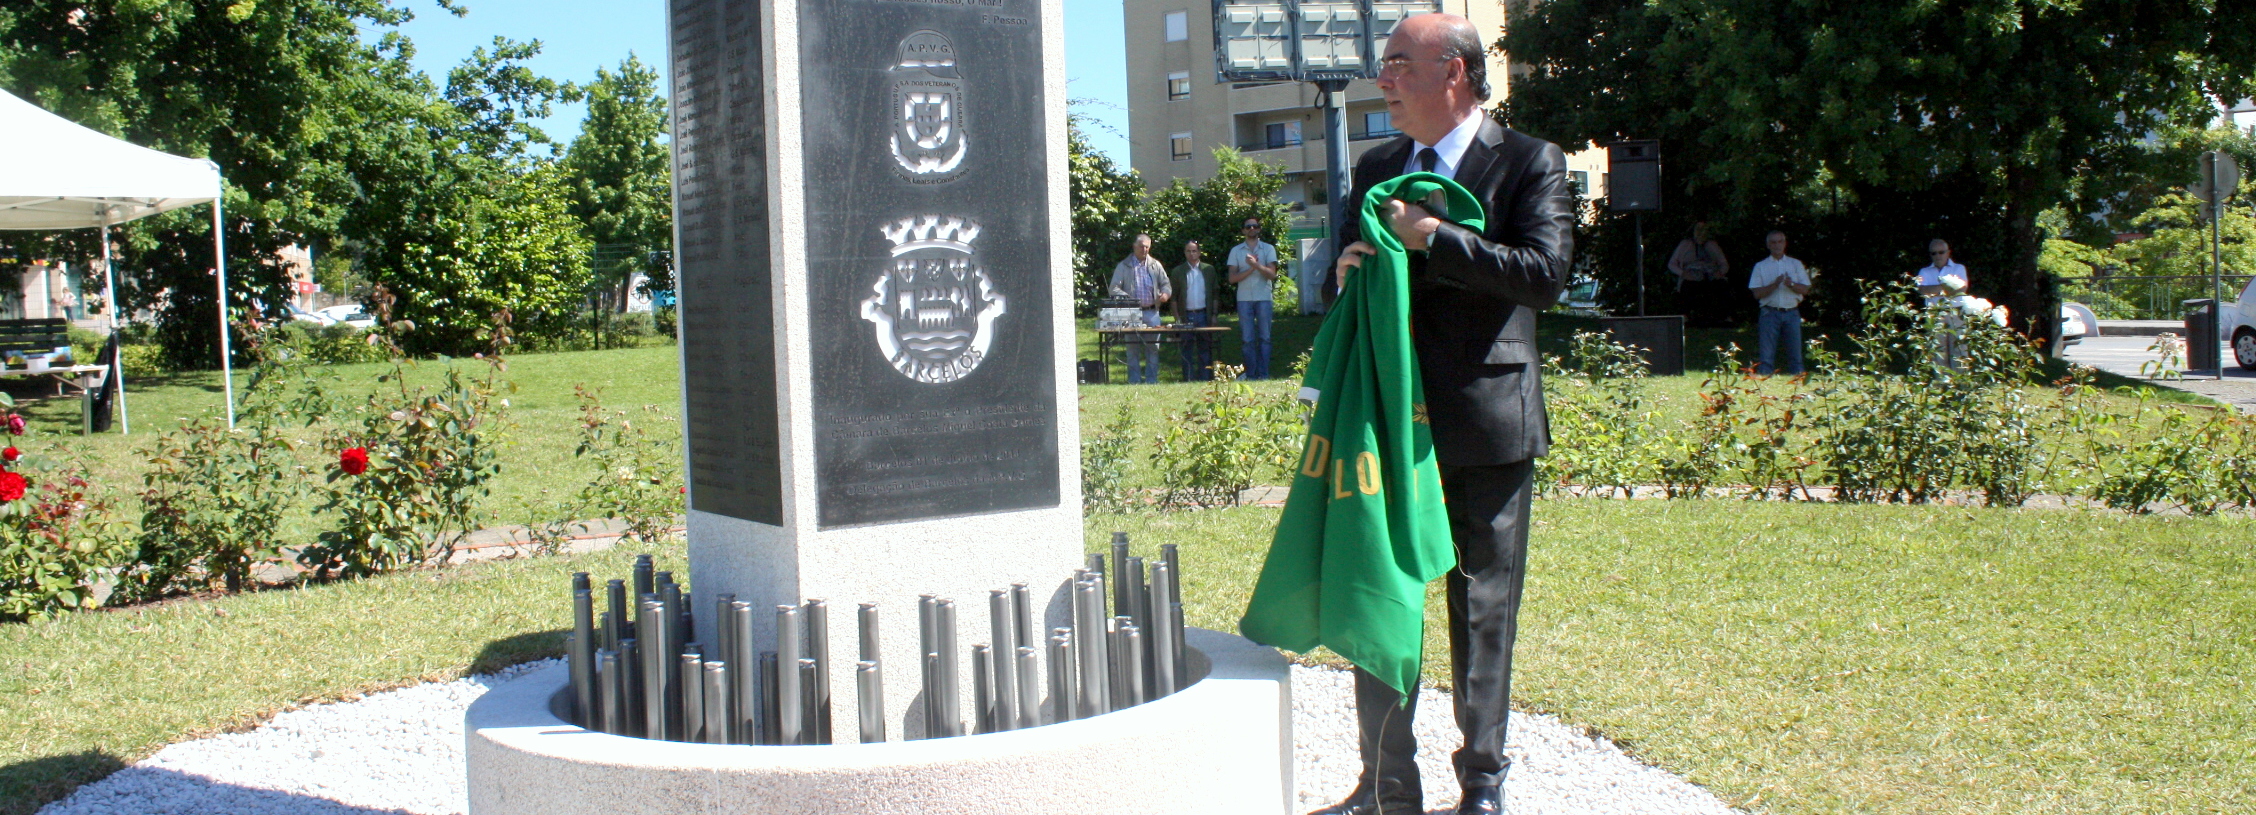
[1350,128,1401,141]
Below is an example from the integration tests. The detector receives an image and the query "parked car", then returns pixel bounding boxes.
[2221,276,2256,371]
[287,304,334,327]
[2059,302,2094,348]
[316,304,376,330]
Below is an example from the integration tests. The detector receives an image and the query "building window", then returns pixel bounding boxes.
[1569,170,1590,197]
[1361,111,1396,139]
[1164,10,1188,42]
[1170,132,1193,161]
[1265,121,1302,149]
[1167,71,1190,101]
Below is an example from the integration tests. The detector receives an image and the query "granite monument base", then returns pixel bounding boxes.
[464,628,1293,815]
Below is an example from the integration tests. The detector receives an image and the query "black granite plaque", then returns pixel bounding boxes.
[673,0,783,525]
[800,0,1059,528]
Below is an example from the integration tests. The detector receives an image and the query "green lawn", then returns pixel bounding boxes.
[4,501,2247,814]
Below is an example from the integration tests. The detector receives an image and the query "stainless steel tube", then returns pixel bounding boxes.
[921,651,943,739]
[917,594,937,663]
[1162,543,1182,608]
[1074,579,1109,715]
[1013,644,1040,730]
[572,571,591,593]
[620,637,642,736]
[988,589,1018,731]
[1122,623,1146,707]
[605,579,627,651]
[805,599,832,744]
[971,644,993,735]
[1047,630,1074,723]
[731,602,756,743]
[1086,552,1106,579]
[640,599,666,739]
[1150,562,1176,697]
[1171,600,1188,691]
[1109,615,1132,712]
[680,651,705,743]
[1112,538,1132,618]
[1009,583,1034,655]
[858,603,881,663]
[703,661,731,744]
[857,660,886,743]
[598,647,624,735]
[936,599,959,738]
[757,651,781,745]
[632,555,654,603]
[775,605,804,745]
[571,589,596,726]
[798,658,820,745]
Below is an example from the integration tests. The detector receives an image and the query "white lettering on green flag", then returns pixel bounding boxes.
[1239,172,1482,698]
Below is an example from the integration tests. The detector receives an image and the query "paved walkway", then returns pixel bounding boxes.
[2062,335,2256,413]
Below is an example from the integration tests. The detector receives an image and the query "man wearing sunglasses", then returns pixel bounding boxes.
[1317,12,1573,815]
[1228,218,1279,379]
[1915,239,1968,306]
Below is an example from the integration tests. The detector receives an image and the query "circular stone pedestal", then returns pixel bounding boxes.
[465,627,1293,815]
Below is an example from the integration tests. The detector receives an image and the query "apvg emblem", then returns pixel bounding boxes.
[889,29,968,181]
[862,215,1007,383]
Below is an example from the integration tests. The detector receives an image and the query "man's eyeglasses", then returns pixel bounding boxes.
[1243,224,1261,231]
[1377,56,1452,78]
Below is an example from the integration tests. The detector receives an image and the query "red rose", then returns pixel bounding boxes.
[339,447,370,476]
[2,447,18,462]
[0,471,25,502]
[4,414,23,436]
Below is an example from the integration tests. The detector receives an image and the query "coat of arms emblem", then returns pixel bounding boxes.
[862,215,1007,383]
[889,30,968,180]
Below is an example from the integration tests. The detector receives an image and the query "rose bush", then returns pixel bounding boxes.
[0,394,129,620]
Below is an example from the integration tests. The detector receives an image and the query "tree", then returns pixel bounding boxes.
[1070,114,1146,313]
[1138,148,1296,314]
[0,0,435,368]
[562,55,674,309]
[1502,0,2256,339]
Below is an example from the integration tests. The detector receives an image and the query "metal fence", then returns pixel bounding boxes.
[2057,273,2252,321]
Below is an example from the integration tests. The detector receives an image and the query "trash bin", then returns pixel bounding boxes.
[1598,315,1686,376]
[2184,299,2219,372]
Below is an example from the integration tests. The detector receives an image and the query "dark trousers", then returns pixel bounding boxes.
[1350,459,1535,809]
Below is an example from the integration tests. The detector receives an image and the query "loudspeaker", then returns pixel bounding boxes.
[1603,140,1661,212]
[1077,359,1108,385]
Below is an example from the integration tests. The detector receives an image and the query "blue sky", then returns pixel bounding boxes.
[383,0,1131,164]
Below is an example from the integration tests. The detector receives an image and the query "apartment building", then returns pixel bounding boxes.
[1123,1,1608,242]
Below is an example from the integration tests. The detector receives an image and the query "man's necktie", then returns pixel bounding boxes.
[1417,147,1439,175]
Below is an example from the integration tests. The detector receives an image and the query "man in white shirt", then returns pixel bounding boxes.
[1915,239,1967,305]
[1746,230,1812,376]
[1170,240,1217,381]
[1108,233,1171,384]
[1228,219,1279,379]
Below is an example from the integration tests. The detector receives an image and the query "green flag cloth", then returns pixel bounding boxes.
[1238,172,1482,698]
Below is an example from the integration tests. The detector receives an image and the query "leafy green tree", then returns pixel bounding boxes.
[0,0,443,368]
[1502,0,2256,338]
[1070,114,1147,313]
[1138,148,1296,314]
[562,55,674,307]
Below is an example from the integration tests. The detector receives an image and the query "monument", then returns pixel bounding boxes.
[461,1,1294,812]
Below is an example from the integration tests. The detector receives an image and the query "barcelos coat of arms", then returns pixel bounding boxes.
[862,215,1007,384]
[890,29,968,181]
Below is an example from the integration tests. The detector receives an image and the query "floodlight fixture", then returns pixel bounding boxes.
[1213,1,1439,84]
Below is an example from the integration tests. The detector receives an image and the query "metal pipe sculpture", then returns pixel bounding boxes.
[988,589,1018,731]
[758,651,781,745]
[936,598,959,738]
[1013,644,1040,730]
[639,599,666,739]
[798,658,820,745]
[805,599,832,744]
[857,660,885,743]
[680,650,705,743]
[621,637,643,736]
[632,555,654,605]
[704,661,732,744]
[605,580,628,651]
[598,648,625,735]
[1150,561,1177,697]
[1047,629,1074,723]
[731,602,757,743]
[776,605,804,744]
[571,589,597,725]
[1122,623,1146,707]
[971,644,994,735]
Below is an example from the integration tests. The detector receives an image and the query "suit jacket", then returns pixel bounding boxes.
[1338,118,1573,466]
[1167,261,1218,320]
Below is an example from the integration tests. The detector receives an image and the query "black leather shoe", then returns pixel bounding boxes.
[1454,784,1503,814]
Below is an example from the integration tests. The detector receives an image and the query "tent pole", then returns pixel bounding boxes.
[101,222,128,435]
[213,197,234,429]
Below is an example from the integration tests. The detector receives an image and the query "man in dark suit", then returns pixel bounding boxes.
[1313,12,1573,815]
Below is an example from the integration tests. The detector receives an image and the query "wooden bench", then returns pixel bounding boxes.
[0,317,71,359]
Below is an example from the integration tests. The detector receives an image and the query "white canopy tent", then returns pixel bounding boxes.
[0,88,233,430]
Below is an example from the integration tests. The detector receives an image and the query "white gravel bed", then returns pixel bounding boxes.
[40,660,1739,815]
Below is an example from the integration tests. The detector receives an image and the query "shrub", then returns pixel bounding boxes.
[126,325,334,598]
[1151,364,1304,508]
[303,291,514,578]
[273,322,388,365]
[0,396,130,620]
[525,385,683,552]
[1539,331,1662,497]
[1081,404,1140,514]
